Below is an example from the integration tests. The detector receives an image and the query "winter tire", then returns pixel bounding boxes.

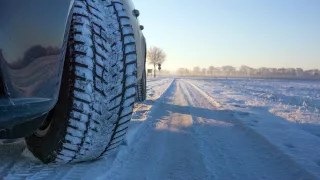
[136,35,146,102]
[26,0,137,163]
[136,69,146,102]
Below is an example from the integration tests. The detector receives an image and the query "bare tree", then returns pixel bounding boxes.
[177,68,186,76]
[270,68,278,77]
[193,66,200,76]
[208,66,214,76]
[240,65,254,77]
[176,65,318,79]
[201,68,207,76]
[177,68,191,76]
[296,68,304,77]
[222,66,236,76]
[214,67,222,77]
[147,46,166,77]
[277,68,286,77]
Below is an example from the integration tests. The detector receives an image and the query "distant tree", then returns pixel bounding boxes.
[158,69,170,76]
[258,67,270,77]
[270,68,278,76]
[240,65,254,77]
[306,69,319,76]
[207,66,214,76]
[296,68,304,77]
[285,68,296,77]
[222,66,236,76]
[214,67,222,76]
[177,68,186,76]
[201,68,207,76]
[193,66,200,76]
[277,68,286,76]
[185,68,191,75]
[147,46,166,77]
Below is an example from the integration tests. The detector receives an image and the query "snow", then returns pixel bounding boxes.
[1,77,319,179]
[186,78,320,178]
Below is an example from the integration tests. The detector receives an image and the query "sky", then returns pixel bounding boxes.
[133,0,320,71]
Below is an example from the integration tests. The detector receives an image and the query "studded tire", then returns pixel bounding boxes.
[26,0,137,163]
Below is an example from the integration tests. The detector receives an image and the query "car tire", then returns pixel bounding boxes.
[136,36,146,102]
[26,0,137,163]
[136,69,146,102]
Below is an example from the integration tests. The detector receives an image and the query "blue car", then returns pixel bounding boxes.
[0,0,146,163]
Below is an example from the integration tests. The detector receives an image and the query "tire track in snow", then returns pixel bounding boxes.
[178,79,315,180]
[189,79,320,179]
[100,79,210,180]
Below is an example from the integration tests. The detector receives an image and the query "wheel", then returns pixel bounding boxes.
[136,36,146,102]
[26,0,137,163]
[136,69,146,102]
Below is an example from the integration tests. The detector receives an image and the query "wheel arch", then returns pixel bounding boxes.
[0,1,75,139]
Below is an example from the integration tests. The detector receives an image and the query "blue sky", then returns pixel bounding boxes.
[133,0,320,71]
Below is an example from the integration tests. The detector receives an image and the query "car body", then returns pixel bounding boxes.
[0,0,146,139]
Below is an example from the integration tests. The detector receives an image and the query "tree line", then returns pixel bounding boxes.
[176,65,320,79]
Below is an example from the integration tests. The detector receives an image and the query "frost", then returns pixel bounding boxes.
[95,65,103,77]
[74,44,94,58]
[69,120,87,131]
[117,10,128,17]
[124,36,135,44]
[125,87,136,97]
[122,27,133,35]
[75,34,93,46]
[120,18,131,26]
[75,66,94,81]
[73,100,91,114]
[114,3,123,11]
[123,94,136,106]
[118,114,132,124]
[56,155,72,162]
[120,106,133,117]
[63,143,79,151]
[125,54,137,63]
[74,90,92,102]
[126,64,137,75]
[126,77,136,88]
[75,80,93,94]
[70,112,89,123]
[65,135,81,145]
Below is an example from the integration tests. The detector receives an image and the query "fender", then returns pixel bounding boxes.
[0,0,73,127]
[122,0,146,84]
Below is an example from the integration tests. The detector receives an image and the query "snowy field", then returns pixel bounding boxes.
[0,77,319,179]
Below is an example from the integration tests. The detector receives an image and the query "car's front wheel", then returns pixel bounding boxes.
[26,0,137,163]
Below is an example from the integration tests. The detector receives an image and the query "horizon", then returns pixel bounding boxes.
[152,65,320,73]
[133,0,320,71]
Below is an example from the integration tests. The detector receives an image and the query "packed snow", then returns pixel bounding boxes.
[0,77,319,180]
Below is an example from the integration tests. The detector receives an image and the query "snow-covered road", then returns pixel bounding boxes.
[0,78,319,180]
